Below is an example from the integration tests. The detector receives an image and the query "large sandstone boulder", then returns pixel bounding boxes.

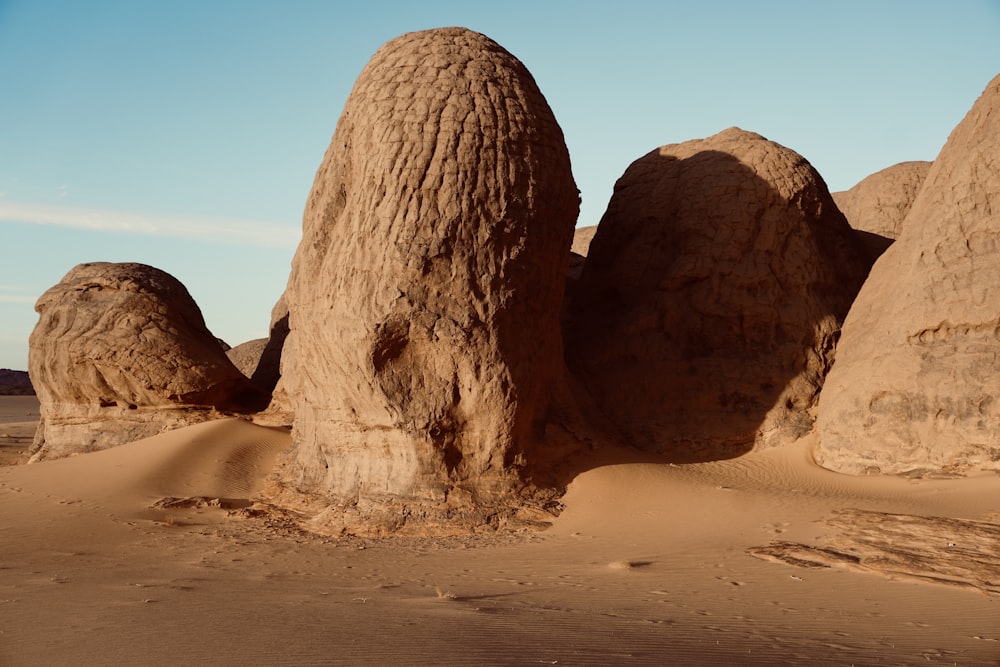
[832,161,932,264]
[29,262,269,461]
[275,27,578,533]
[566,128,867,460]
[816,74,1000,475]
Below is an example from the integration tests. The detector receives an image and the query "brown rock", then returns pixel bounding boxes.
[816,73,1000,475]
[0,369,34,396]
[275,27,578,533]
[227,294,289,395]
[226,338,268,378]
[28,262,269,461]
[566,128,867,460]
[566,225,598,280]
[832,161,932,264]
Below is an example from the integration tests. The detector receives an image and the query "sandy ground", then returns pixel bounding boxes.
[0,396,39,466]
[1,396,999,666]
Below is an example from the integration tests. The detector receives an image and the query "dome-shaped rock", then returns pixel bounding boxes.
[832,161,932,264]
[816,73,1000,475]
[566,128,867,460]
[28,262,269,461]
[275,28,579,533]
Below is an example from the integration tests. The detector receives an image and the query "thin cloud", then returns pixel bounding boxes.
[0,295,36,304]
[0,200,300,248]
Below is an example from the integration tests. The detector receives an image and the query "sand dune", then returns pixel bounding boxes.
[2,409,999,666]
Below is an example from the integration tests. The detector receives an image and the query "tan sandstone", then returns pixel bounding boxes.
[566,128,867,460]
[815,73,1000,475]
[832,160,932,264]
[28,262,269,461]
[273,28,579,534]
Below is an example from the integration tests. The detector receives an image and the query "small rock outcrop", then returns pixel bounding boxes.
[28,262,269,461]
[226,294,289,395]
[816,73,1000,475]
[226,338,268,379]
[566,128,867,460]
[832,161,932,264]
[275,27,578,533]
[0,369,34,396]
[566,225,598,280]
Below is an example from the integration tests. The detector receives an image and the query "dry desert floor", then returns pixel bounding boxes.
[2,396,999,666]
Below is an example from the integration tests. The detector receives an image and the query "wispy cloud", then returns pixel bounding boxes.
[0,200,301,248]
[0,285,38,305]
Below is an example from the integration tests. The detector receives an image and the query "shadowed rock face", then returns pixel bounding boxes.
[28,262,269,461]
[832,161,932,265]
[816,73,1000,475]
[276,27,578,532]
[226,294,289,395]
[566,128,867,460]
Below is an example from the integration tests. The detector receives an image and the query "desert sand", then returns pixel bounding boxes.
[2,396,998,666]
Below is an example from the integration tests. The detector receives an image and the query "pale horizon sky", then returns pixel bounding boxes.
[2,1,999,371]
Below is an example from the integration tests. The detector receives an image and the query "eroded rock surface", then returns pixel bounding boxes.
[816,74,1000,475]
[29,262,269,461]
[275,28,578,533]
[227,294,289,395]
[832,161,932,264]
[566,128,867,460]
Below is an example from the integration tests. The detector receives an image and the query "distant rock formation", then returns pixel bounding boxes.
[28,262,269,461]
[816,73,1000,475]
[274,27,578,534]
[226,338,267,378]
[0,369,34,396]
[566,225,598,280]
[832,161,932,264]
[226,294,289,395]
[566,128,867,460]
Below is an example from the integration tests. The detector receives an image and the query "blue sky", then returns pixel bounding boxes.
[1,1,998,370]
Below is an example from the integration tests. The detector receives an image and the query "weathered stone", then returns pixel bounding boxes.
[566,128,867,460]
[28,262,269,461]
[226,338,267,379]
[274,27,578,533]
[816,74,1000,475]
[227,294,289,395]
[566,225,598,281]
[832,161,932,264]
[0,369,33,396]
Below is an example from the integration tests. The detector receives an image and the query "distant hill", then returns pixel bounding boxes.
[0,369,35,396]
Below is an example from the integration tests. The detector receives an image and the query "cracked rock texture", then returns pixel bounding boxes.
[566,128,867,460]
[275,27,578,533]
[28,262,269,461]
[816,73,1000,475]
[833,161,932,264]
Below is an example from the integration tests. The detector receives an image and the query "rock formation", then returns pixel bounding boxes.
[226,294,289,395]
[275,27,578,533]
[226,338,267,379]
[832,161,932,264]
[28,262,269,461]
[566,225,598,280]
[0,369,34,396]
[566,127,867,460]
[816,73,1000,475]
